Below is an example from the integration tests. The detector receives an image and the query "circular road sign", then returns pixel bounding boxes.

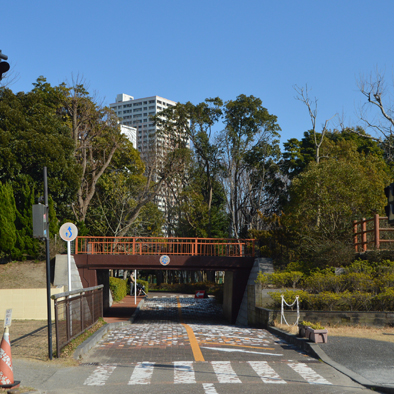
[160,255,170,266]
[59,223,78,242]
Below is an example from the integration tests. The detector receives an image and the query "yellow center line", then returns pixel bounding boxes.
[177,297,205,362]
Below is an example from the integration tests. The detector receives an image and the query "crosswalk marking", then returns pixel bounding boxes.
[84,364,116,386]
[203,383,218,393]
[248,361,286,384]
[288,362,332,385]
[174,361,196,384]
[128,362,155,385]
[211,361,241,383]
[83,361,333,386]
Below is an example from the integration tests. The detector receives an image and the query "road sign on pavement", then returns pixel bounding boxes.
[59,223,78,242]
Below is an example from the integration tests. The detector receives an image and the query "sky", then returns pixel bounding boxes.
[3,1,394,148]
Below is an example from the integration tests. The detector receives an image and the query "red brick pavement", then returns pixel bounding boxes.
[103,295,145,323]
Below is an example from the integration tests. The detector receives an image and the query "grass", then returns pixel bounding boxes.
[58,317,107,359]
[273,321,394,343]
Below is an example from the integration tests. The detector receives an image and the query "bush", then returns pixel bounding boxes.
[109,277,128,302]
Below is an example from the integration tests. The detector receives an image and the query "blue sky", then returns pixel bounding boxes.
[3,1,394,147]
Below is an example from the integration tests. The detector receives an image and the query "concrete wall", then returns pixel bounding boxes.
[223,271,234,322]
[0,287,65,320]
[252,307,394,328]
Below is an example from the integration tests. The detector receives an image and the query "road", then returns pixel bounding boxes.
[15,295,375,393]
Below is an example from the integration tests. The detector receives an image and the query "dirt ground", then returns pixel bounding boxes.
[0,261,48,289]
[0,320,55,362]
[275,322,394,343]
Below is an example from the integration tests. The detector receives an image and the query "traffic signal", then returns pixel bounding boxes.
[0,50,10,81]
[32,204,49,239]
[384,183,394,226]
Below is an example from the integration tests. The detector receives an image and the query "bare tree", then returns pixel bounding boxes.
[357,69,394,161]
[294,84,336,164]
[60,80,122,222]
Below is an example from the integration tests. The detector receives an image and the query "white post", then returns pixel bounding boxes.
[67,241,72,292]
[134,269,137,305]
[281,295,283,325]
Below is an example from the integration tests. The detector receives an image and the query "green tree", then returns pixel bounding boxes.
[218,94,281,237]
[284,140,389,264]
[0,182,17,258]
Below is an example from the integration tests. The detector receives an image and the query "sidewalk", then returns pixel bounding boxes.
[268,326,394,394]
[103,294,145,323]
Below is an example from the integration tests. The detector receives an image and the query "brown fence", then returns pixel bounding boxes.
[52,285,103,357]
[75,236,255,257]
[353,214,394,252]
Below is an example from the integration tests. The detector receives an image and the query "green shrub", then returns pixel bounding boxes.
[255,272,270,288]
[373,288,394,311]
[109,277,128,302]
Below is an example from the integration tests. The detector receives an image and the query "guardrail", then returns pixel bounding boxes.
[51,285,103,357]
[353,214,394,252]
[75,237,255,257]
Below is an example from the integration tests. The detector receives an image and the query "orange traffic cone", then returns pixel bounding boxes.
[0,327,20,389]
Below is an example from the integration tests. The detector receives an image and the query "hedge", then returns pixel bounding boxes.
[109,277,128,302]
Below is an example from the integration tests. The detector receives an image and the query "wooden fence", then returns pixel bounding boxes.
[353,214,394,251]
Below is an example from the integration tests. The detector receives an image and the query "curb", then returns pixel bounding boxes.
[73,298,146,360]
[267,326,394,394]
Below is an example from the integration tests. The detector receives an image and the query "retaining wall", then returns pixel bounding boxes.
[248,284,394,328]
[0,287,65,320]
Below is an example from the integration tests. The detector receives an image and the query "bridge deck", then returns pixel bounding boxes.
[75,237,255,257]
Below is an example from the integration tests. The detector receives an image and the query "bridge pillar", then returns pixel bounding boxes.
[97,269,110,312]
[223,269,250,324]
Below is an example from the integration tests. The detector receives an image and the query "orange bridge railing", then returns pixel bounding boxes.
[75,237,255,257]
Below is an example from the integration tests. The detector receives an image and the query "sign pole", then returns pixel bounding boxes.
[134,269,137,305]
[67,241,72,292]
[44,167,53,360]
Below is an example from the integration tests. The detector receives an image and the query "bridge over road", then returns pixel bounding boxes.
[73,236,256,323]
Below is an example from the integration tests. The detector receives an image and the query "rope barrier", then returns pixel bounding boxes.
[280,295,300,326]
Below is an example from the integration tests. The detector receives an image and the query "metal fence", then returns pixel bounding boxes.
[353,214,394,252]
[75,236,255,257]
[52,285,103,357]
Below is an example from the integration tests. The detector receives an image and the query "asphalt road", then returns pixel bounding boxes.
[13,295,375,394]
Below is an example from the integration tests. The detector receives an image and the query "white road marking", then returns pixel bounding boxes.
[203,383,218,393]
[128,362,155,385]
[288,362,332,385]
[201,347,283,356]
[248,361,286,384]
[211,361,241,383]
[84,364,117,386]
[174,361,196,384]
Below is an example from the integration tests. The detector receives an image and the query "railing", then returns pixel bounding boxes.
[353,214,394,252]
[52,285,103,357]
[75,237,255,257]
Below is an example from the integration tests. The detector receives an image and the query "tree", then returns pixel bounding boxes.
[357,70,394,163]
[284,140,389,264]
[86,139,165,237]
[58,80,123,223]
[218,94,281,237]
[155,98,224,237]
[0,182,17,258]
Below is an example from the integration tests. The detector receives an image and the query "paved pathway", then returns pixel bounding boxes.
[74,296,373,393]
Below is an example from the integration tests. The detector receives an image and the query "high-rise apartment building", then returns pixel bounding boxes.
[110,93,177,157]
[110,94,186,230]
